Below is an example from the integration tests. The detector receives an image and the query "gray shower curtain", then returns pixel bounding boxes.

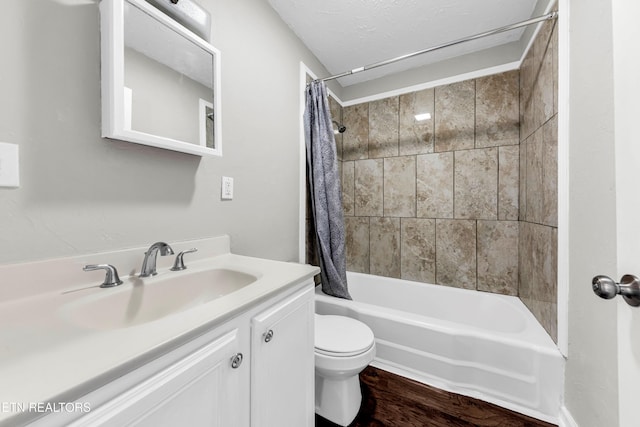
[304,81,351,300]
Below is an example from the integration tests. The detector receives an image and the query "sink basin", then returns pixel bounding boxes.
[62,269,257,330]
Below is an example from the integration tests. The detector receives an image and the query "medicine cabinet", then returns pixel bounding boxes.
[100,0,222,156]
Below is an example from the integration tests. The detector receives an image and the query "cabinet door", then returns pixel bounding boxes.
[251,286,314,427]
[70,329,248,427]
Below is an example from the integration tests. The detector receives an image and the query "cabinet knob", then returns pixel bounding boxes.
[230,353,243,369]
[264,329,274,343]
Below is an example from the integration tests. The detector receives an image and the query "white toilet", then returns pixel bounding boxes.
[314,314,376,426]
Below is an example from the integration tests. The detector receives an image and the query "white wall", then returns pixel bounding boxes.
[0,0,333,265]
[340,43,521,102]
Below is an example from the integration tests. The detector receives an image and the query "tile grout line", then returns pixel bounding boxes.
[474,78,478,291]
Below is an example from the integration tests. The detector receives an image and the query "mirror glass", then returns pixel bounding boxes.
[101,0,221,156]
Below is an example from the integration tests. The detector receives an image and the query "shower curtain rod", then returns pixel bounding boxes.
[316,11,558,83]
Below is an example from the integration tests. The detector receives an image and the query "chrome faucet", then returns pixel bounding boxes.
[139,242,174,277]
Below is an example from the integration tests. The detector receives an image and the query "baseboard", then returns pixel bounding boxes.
[558,405,578,427]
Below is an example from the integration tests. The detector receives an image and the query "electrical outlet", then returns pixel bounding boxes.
[221,176,233,200]
[0,142,19,188]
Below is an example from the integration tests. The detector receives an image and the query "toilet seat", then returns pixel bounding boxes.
[315,315,375,357]
[315,342,375,357]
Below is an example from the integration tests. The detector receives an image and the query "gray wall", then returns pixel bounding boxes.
[0,0,332,265]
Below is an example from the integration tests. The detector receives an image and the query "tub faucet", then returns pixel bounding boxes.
[139,242,174,277]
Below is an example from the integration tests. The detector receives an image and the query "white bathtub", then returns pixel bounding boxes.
[315,272,564,424]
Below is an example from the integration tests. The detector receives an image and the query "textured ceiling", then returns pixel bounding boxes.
[266,0,546,87]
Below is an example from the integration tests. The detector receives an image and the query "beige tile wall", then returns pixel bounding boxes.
[519,16,559,342]
[341,69,522,296]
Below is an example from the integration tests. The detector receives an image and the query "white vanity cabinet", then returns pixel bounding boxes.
[251,285,315,427]
[68,328,248,427]
[26,280,314,427]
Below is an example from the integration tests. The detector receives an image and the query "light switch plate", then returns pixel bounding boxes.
[0,143,19,188]
[221,176,233,200]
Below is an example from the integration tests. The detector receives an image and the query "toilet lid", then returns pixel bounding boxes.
[315,315,374,356]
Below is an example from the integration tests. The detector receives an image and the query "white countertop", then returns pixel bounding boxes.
[0,237,319,426]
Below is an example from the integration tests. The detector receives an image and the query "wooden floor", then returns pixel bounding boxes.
[316,367,556,427]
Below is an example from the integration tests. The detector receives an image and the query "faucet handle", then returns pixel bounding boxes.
[83,264,123,288]
[170,248,198,271]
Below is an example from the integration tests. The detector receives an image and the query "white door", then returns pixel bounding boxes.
[564,1,640,426]
[612,2,640,426]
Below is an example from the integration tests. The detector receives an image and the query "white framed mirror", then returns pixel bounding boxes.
[100,0,222,156]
